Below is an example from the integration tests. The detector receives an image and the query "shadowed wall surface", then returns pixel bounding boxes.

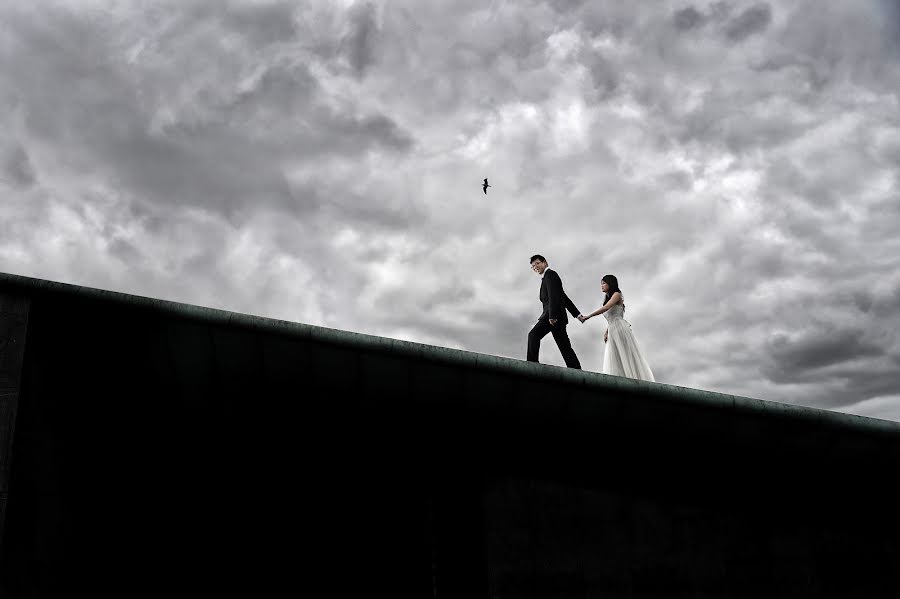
[1,271,899,598]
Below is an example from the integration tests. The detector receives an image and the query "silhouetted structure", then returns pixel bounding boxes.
[1,271,899,598]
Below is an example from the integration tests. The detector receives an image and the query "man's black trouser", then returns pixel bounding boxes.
[527,319,581,369]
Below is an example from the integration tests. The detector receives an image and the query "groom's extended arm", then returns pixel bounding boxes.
[564,294,581,319]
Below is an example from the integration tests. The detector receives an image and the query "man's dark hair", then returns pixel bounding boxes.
[529,254,546,264]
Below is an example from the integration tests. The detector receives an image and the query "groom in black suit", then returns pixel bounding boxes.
[527,254,583,369]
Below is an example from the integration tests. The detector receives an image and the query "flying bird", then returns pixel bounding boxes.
[483,178,491,194]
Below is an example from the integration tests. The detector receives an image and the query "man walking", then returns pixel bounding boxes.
[527,254,583,369]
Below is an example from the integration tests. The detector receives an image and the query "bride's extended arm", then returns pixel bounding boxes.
[584,292,621,320]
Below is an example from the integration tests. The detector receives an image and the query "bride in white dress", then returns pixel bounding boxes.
[578,275,654,381]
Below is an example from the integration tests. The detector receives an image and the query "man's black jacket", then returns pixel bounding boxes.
[539,269,581,325]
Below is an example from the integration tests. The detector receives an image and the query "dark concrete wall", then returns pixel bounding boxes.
[1,271,900,598]
[0,291,29,549]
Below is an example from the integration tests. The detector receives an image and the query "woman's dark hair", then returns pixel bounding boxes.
[602,274,621,305]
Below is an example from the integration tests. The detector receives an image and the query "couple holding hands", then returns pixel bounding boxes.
[526,254,654,382]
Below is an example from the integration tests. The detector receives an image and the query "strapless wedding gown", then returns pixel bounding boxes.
[602,296,654,382]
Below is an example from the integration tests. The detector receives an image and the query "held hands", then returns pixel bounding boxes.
[577,314,589,323]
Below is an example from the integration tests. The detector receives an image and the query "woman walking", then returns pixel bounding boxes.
[579,275,654,382]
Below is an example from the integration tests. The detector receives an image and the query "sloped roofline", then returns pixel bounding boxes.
[2,270,898,436]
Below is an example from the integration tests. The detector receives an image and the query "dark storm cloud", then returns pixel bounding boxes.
[2,145,36,188]
[764,328,884,378]
[724,3,773,41]
[673,6,707,31]
[106,237,144,266]
[229,61,321,118]
[582,52,620,98]
[341,1,380,77]
[221,1,299,44]
[343,113,414,151]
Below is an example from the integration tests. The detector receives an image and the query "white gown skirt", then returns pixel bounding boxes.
[602,317,655,382]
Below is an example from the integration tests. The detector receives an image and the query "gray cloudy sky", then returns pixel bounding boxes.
[2,0,899,420]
